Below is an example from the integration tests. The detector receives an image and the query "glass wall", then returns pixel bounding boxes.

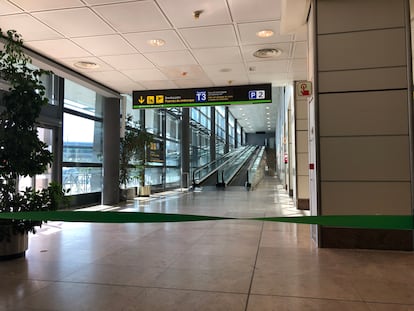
[215,107,226,159]
[62,79,103,195]
[165,110,181,187]
[228,114,235,151]
[190,107,211,175]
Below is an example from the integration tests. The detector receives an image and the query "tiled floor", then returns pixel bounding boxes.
[1,176,414,310]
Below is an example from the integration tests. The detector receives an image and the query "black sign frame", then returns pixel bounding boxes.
[132,83,272,109]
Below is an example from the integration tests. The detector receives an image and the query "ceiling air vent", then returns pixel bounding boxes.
[253,48,282,59]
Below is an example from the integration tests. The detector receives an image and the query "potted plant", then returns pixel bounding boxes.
[119,114,153,199]
[0,29,69,259]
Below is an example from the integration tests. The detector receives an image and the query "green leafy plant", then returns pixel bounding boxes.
[0,29,69,242]
[119,115,153,189]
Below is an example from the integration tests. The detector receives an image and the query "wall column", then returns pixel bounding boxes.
[295,81,310,210]
[313,0,413,250]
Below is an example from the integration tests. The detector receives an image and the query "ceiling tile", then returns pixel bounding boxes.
[26,39,91,59]
[179,25,237,48]
[290,58,307,72]
[124,30,186,53]
[144,50,197,67]
[99,54,154,70]
[33,8,115,37]
[9,0,84,11]
[247,60,289,73]
[286,71,308,81]
[192,47,243,65]
[93,1,171,33]
[212,77,249,87]
[87,70,132,82]
[174,79,213,88]
[157,0,231,28]
[59,56,114,72]
[294,25,308,41]
[121,68,169,82]
[139,80,178,90]
[293,41,307,58]
[0,14,62,41]
[227,0,282,22]
[238,20,292,45]
[159,65,207,80]
[248,72,287,84]
[201,63,247,77]
[72,35,136,56]
[84,0,131,4]
[0,1,22,15]
[242,42,292,62]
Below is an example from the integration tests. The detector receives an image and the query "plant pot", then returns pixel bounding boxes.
[0,224,28,260]
[138,185,151,197]
[119,187,137,201]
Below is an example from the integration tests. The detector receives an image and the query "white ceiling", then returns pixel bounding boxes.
[0,0,308,133]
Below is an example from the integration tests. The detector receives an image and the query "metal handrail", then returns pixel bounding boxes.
[246,146,266,190]
[217,145,258,186]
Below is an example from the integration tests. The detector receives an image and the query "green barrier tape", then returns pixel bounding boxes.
[0,211,413,230]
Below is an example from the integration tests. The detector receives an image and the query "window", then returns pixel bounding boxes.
[62,79,104,195]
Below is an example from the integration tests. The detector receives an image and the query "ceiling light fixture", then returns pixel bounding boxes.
[253,48,282,59]
[74,61,100,70]
[256,29,274,38]
[220,68,232,73]
[148,39,165,47]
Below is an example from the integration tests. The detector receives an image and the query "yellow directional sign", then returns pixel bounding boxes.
[156,95,164,104]
[147,96,155,104]
[138,96,145,104]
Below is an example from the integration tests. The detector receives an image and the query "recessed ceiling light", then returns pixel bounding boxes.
[253,48,282,59]
[256,29,274,38]
[148,39,165,47]
[266,106,270,109]
[74,61,100,69]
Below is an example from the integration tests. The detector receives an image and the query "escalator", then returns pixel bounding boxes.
[192,145,266,190]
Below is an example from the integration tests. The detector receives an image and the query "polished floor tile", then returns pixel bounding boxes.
[1,176,413,310]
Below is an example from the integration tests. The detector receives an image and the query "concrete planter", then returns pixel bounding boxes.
[138,185,151,197]
[0,225,28,260]
[119,187,137,201]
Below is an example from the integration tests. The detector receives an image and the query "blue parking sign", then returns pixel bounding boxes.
[248,91,256,99]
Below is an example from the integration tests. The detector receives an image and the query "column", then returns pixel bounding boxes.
[312,0,413,250]
[295,81,309,210]
[181,108,190,187]
[102,97,120,205]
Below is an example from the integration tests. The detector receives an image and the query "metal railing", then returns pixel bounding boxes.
[246,146,266,190]
[192,146,250,187]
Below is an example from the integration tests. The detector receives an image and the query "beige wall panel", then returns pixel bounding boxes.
[319,67,408,93]
[296,120,308,131]
[319,90,408,136]
[318,28,406,71]
[320,136,410,181]
[297,176,310,198]
[296,131,308,153]
[317,0,405,34]
[321,181,411,215]
[296,100,308,120]
[297,152,309,176]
